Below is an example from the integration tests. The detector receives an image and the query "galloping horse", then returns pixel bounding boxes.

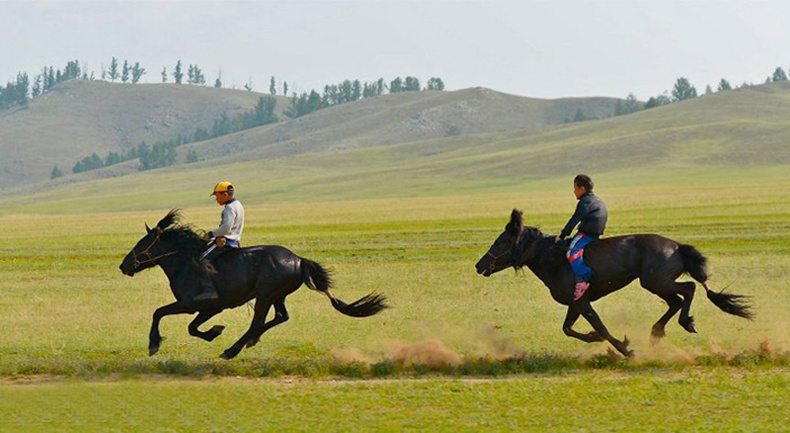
[119,209,388,359]
[475,209,753,357]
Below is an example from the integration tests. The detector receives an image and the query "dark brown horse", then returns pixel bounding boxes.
[475,209,753,357]
[119,209,388,359]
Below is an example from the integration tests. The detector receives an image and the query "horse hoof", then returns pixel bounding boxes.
[149,347,159,356]
[206,325,226,341]
[650,328,666,345]
[680,317,698,334]
[220,350,235,360]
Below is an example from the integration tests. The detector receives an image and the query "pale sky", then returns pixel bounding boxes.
[2,0,790,100]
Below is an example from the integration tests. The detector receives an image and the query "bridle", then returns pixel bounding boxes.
[131,229,178,269]
[485,235,519,273]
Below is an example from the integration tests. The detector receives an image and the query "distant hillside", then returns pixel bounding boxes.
[0,81,621,189]
[4,79,789,214]
[181,87,621,164]
[0,80,286,188]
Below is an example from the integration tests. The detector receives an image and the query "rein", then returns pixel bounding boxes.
[132,231,178,268]
[485,234,520,273]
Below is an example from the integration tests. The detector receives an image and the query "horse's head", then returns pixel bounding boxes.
[119,209,182,276]
[475,209,524,277]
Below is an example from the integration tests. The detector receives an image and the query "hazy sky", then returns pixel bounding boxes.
[3,0,790,100]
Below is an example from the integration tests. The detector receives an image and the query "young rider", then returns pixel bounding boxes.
[194,181,245,302]
[557,174,608,301]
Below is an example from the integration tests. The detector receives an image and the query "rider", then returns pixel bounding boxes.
[557,174,608,301]
[194,181,245,302]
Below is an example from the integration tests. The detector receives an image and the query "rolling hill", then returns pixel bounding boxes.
[0,80,289,188]
[1,79,789,214]
[0,80,621,189]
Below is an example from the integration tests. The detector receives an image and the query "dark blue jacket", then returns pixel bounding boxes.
[560,192,608,239]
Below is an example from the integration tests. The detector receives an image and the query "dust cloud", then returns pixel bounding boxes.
[330,322,788,368]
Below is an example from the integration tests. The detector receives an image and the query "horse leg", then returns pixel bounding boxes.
[575,301,634,357]
[149,302,192,356]
[562,306,605,343]
[246,299,289,349]
[650,294,683,345]
[187,309,225,342]
[676,281,697,333]
[220,298,273,360]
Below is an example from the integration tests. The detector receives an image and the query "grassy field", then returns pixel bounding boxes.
[0,167,788,431]
[2,370,787,432]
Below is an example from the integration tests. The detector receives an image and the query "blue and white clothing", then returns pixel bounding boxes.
[560,192,607,283]
[208,198,244,248]
[567,233,596,282]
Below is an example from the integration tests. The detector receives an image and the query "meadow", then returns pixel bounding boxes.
[0,168,788,431]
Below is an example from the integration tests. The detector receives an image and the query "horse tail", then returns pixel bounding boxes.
[300,258,332,291]
[679,244,754,320]
[679,244,708,282]
[299,258,389,318]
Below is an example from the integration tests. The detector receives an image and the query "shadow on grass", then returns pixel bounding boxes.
[2,341,788,380]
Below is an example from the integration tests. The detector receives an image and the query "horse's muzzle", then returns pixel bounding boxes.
[119,261,136,277]
[475,259,492,277]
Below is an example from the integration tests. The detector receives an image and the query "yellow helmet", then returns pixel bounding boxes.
[210,181,234,196]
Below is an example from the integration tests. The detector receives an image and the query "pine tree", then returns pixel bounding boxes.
[108,57,119,82]
[390,77,403,93]
[51,165,63,179]
[173,60,183,84]
[131,62,146,83]
[121,60,130,83]
[671,77,697,101]
[427,77,445,91]
[772,66,788,82]
[403,76,421,91]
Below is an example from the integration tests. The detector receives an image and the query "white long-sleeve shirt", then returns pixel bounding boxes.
[209,198,244,242]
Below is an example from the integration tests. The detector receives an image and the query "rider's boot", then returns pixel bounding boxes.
[194,277,219,302]
[573,278,590,301]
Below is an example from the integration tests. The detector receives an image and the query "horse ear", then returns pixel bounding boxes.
[507,209,524,234]
[145,223,152,233]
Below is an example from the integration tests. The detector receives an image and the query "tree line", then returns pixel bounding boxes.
[1,60,88,110]
[62,96,279,177]
[60,73,444,177]
[2,57,446,113]
[0,58,445,179]
[285,76,445,118]
[611,66,790,117]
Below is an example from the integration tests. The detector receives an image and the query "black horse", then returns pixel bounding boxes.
[119,209,388,359]
[475,209,753,357]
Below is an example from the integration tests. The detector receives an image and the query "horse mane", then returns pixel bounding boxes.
[156,209,183,231]
[156,209,215,275]
[513,226,565,272]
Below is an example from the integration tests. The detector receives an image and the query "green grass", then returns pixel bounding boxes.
[1,169,789,431]
[1,369,787,432]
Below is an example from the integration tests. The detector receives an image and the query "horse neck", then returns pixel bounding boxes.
[155,239,201,281]
[515,233,555,275]
[155,252,187,280]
